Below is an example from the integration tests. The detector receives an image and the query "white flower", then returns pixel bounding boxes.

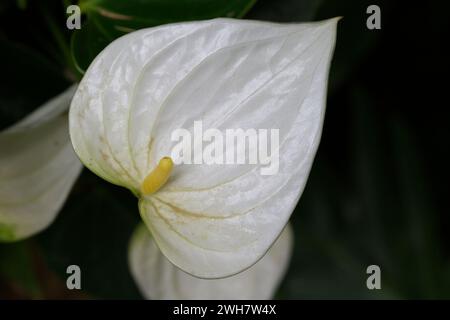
[129,223,293,299]
[69,18,338,278]
[0,85,293,299]
[0,86,82,241]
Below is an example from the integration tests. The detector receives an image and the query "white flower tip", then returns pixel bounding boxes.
[70,17,337,278]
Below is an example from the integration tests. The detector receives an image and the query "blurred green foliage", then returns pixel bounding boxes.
[0,0,449,299]
[72,0,257,73]
[0,242,42,298]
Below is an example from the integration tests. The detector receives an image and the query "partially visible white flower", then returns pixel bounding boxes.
[70,18,338,278]
[0,86,82,241]
[129,223,293,300]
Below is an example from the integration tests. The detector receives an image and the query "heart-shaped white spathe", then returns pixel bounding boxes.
[129,223,293,299]
[0,86,82,241]
[70,18,338,278]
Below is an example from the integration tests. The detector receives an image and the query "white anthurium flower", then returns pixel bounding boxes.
[70,18,338,278]
[129,223,293,300]
[0,85,83,242]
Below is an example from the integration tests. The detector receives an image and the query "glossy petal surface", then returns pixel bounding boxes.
[70,18,338,277]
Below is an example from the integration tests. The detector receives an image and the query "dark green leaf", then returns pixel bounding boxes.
[72,0,257,72]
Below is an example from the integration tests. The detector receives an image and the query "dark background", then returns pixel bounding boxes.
[0,0,449,299]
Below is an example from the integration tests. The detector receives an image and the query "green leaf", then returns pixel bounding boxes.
[0,223,16,242]
[72,0,257,72]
